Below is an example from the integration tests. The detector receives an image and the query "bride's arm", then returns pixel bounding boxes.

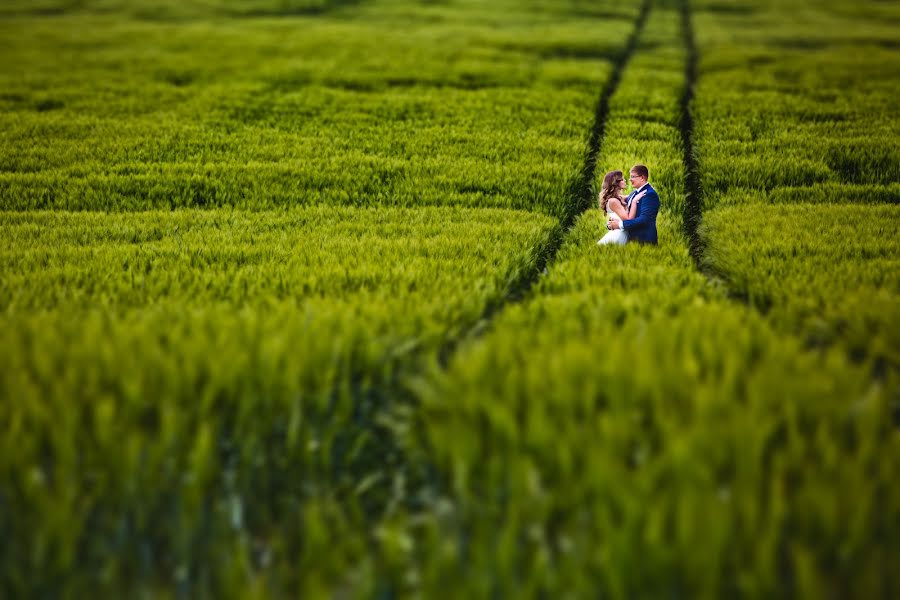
[608,198,628,220]
[626,190,647,219]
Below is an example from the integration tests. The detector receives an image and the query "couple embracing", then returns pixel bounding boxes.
[597,164,659,246]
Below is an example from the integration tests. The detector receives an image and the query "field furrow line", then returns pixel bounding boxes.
[678,0,702,266]
[337,0,656,515]
[560,0,652,232]
[435,0,652,366]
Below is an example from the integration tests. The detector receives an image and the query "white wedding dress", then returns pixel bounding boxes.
[597,210,628,245]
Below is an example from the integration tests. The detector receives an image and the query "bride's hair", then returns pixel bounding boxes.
[599,170,625,214]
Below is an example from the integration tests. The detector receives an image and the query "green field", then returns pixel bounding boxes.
[1,0,898,596]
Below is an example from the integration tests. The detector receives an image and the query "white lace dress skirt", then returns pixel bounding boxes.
[597,214,628,245]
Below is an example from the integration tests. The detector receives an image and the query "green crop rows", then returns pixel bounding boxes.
[1,206,559,596]
[1,0,898,597]
[692,0,900,376]
[0,0,634,216]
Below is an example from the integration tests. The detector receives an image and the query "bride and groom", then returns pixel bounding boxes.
[597,164,659,245]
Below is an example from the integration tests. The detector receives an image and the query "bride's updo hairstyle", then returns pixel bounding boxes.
[599,169,625,214]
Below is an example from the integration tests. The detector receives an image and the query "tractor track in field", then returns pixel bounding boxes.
[334,0,655,540]
[679,0,703,268]
[435,0,653,366]
[343,0,655,533]
[559,0,653,232]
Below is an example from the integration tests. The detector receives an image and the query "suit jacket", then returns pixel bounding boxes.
[622,183,659,244]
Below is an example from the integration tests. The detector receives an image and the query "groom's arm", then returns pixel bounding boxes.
[622,193,659,231]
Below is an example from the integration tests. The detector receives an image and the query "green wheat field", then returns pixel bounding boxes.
[1,0,898,596]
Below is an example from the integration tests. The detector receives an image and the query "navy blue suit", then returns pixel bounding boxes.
[622,183,659,244]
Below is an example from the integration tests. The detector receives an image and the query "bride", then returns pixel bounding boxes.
[597,169,645,245]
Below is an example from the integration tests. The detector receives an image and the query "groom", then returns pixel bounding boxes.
[607,164,659,244]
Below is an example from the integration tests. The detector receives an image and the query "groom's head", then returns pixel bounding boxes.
[629,164,649,188]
